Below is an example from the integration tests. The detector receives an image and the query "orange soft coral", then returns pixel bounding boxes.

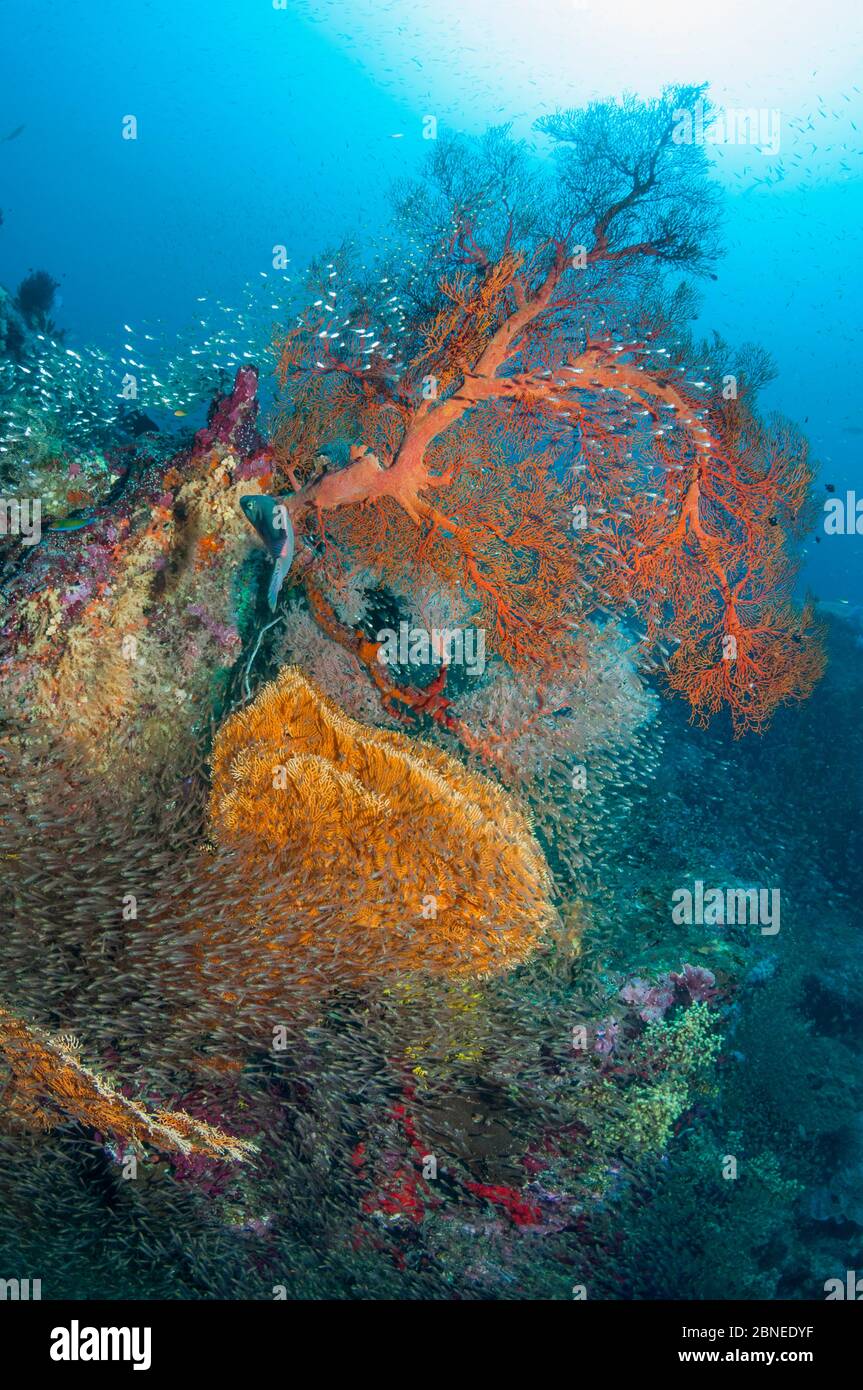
[206,667,557,985]
[0,1005,255,1161]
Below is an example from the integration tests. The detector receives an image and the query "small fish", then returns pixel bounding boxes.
[119,409,159,437]
[49,509,97,532]
[240,494,295,610]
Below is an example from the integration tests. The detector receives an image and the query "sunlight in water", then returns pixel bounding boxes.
[300,0,861,146]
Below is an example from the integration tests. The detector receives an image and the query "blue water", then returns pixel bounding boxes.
[2,0,863,1309]
[2,1,861,602]
[1,2,412,337]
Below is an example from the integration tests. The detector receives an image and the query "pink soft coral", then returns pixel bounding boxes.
[670,963,717,1003]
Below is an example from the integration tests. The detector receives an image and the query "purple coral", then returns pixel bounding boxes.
[670,963,717,1003]
[236,450,275,481]
[61,580,93,611]
[194,365,262,456]
[186,602,241,654]
[620,977,676,1022]
[620,963,718,1022]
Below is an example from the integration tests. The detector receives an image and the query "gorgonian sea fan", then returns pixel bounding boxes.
[269,85,822,735]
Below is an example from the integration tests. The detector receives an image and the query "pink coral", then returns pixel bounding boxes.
[619,977,676,1023]
[620,964,719,1022]
[670,964,718,1003]
[194,365,262,455]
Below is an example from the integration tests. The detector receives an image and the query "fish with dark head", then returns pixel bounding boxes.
[240,494,295,610]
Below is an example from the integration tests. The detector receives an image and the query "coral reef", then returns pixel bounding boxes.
[1,403,267,774]
[0,85,843,1303]
[270,89,822,736]
[206,666,558,984]
[0,1005,254,1161]
[14,270,61,332]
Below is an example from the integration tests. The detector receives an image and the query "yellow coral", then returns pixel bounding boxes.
[20,449,266,773]
[207,667,557,983]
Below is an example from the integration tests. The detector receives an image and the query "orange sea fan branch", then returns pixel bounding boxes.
[0,1005,256,1162]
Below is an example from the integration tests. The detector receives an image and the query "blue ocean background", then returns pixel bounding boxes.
[2,0,861,599]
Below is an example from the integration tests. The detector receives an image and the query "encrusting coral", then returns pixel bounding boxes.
[2,412,268,775]
[0,1005,255,1161]
[207,666,558,984]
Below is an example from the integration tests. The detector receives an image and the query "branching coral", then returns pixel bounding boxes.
[269,86,822,736]
[0,1005,255,1161]
[206,667,558,985]
[586,371,825,733]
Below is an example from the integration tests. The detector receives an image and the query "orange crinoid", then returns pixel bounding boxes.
[208,667,557,983]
